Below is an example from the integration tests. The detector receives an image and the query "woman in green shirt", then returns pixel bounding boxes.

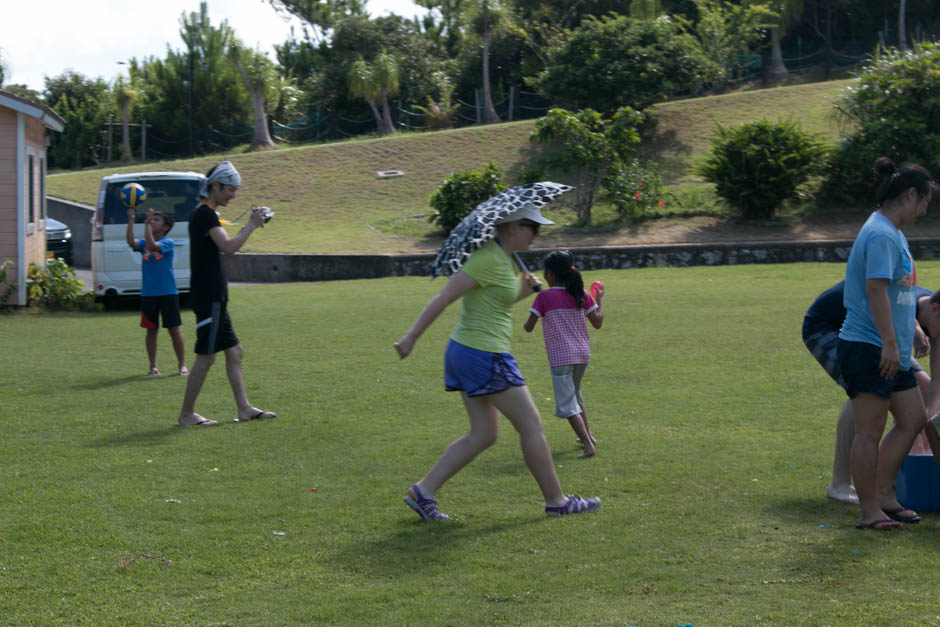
[395,205,601,520]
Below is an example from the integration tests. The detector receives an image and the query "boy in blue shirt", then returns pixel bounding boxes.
[126,207,188,377]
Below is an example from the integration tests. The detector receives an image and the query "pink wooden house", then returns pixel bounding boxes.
[0,88,64,306]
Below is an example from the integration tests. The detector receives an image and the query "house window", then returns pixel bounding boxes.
[28,154,35,225]
[40,154,47,222]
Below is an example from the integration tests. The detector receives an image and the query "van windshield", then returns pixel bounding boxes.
[104,179,202,225]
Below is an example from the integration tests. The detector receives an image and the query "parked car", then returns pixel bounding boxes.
[91,171,203,301]
[45,217,73,266]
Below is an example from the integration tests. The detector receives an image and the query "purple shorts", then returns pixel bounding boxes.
[444,340,525,397]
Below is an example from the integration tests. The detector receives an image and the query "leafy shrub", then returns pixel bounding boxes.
[428,162,503,234]
[529,15,720,115]
[515,163,550,186]
[26,259,98,311]
[530,107,645,223]
[0,260,16,305]
[415,79,458,130]
[604,159,668,218]
[819,42,940,207]
[695,118,830,219]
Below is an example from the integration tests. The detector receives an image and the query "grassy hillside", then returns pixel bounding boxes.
[47,80,853,254]
[643,80,850,186]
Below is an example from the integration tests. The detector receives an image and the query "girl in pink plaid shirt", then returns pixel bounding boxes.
[524,250,604,458]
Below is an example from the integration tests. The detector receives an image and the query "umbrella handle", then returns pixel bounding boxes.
[513,252,541,292]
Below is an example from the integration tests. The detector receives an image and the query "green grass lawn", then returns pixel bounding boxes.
[45,80,853,255]
[4,261,940,624]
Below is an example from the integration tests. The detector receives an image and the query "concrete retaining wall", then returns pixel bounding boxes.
[47,193,940,281]
[47,196,94,268]
[222,239,940,283]
[222,252,434,283]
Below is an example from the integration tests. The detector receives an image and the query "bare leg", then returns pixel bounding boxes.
[168,326,188,375]
[417,392,500,496]
[878,388,927,514]
[567,413,595,458]
[489,386,566,506]
[223,344,276,421]
[850,392,898,527]
[910,371,932,453]
[178,353,217,425]
[580,407,597,445]
[145,327,159,376]
[927,414,940,470]
[827,400,858,503]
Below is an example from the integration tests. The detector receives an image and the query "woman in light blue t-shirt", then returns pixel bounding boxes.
[837,157,937,530]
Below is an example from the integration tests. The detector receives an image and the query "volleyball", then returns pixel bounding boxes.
[120,182,147,208]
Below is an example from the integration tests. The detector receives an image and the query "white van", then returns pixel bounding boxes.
[91,171,204,301]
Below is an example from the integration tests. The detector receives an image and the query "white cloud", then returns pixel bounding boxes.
[1,0,422,92]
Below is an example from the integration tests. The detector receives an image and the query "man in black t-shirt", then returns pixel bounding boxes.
[178,161,277,426]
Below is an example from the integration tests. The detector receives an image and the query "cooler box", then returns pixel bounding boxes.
[895,454,940,512]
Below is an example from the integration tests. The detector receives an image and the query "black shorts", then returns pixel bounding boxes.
[140,294,182,329]
[837,339,918,399]
[193,301,239,355]
[803,323,923,390]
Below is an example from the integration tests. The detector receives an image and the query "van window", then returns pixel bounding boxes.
[104,179,202,224]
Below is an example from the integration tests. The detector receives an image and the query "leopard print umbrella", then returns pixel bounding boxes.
[431,181,573,278]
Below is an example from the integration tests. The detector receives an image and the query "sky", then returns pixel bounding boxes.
[1,0,423,93]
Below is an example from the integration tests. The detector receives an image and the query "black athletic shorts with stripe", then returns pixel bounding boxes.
[140,294,182,329]
[194,301,239,355]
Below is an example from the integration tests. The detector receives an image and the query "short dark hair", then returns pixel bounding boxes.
[158,211,175,232]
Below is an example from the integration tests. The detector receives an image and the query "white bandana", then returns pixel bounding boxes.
[199,160,241,198]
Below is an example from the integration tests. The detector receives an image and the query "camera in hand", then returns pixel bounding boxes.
[253,205,275,224]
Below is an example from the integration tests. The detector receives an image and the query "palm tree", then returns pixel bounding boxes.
[348,57,384,135]
[347,52,399,135]
[769,0,802,80]
[228,41,276,149]
[898,0,909,51]
[372,50,399,135]
[465,0,513,124]
[114,77,137,162]
[0,47,8,87]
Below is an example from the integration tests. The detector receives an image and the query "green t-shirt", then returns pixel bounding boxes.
[451,240,520,353]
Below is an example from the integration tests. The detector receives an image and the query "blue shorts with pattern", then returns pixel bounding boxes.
[444,340,525,397]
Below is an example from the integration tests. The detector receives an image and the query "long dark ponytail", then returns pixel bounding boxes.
[544,250,585,307]
[873,157,935,208]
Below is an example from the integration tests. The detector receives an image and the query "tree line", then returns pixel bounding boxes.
[0,0,937,170]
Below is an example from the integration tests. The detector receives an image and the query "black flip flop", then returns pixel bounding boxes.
[884,507,921,523]
[855,518,901,530]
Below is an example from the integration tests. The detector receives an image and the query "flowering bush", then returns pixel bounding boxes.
[530,107,645,223]
[604,160,667,218]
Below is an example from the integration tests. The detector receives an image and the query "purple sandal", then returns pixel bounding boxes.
[545,495,601,517]
[404,484,449,521]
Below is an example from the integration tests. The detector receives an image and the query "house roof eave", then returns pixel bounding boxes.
[0,89,65,132]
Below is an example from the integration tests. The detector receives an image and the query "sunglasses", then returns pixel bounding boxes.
[518,220,540,234]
